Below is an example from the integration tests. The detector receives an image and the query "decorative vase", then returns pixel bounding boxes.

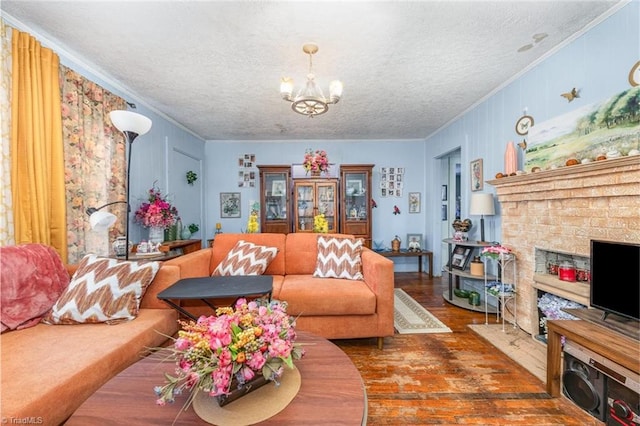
[181,228,191,240]
[148,226,164,244]
[164,224,178,242]
[311,170,321,177]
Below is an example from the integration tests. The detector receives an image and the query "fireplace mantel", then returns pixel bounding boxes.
[487,155,640,336]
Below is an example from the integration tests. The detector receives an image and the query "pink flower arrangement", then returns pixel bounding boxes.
[154,298,304,407]
[134,185,178,228]
[480,245,513,260]
[302,149,329,174]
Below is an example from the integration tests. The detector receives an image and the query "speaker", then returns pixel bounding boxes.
[563,351,608,421]
[607,378,640,425]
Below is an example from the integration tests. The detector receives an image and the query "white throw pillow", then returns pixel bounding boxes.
[212,240,278,276]
[42,254,160,325]
[313,235,364,280]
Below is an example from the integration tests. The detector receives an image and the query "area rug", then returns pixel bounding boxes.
[394,288,451,334]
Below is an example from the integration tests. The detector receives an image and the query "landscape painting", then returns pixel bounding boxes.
[525,87,640,171]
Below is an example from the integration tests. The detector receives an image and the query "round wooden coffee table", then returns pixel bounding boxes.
[66,331,366,425]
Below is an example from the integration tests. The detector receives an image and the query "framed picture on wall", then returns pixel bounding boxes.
[220,192,241,218]
[408,192,420,213]
[470,158,483,192]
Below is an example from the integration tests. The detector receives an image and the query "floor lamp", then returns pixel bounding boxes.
[469,193,495,243]
[86,110,152,260]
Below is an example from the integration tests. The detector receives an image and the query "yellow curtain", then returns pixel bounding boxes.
[10,28,67,262]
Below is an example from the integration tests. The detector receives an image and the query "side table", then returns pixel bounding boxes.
[157,275,273,320]
[377,249,433,278]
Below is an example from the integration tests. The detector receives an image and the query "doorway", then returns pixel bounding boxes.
[439,149,461,270]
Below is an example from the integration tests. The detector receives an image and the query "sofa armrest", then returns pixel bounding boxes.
[141,264,181,309]
[361,247,395,336]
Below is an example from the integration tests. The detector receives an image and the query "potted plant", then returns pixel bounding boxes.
[186,170,197,185]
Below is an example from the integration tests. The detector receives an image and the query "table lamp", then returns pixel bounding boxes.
[469,193,495,243]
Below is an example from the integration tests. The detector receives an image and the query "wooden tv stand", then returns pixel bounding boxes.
[546,318,640,397]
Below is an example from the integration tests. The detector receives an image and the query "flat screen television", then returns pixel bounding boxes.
[590,239,640,321]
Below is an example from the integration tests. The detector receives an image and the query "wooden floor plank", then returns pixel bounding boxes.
[333,272,604,425]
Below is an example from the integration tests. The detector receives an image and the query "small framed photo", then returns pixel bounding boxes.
[346,180,362,195]
[408,192,420,213]
[271,180,286,197]
[470,158,483,192]
[449,245,473,270]
[220,192,241,218]
[441,204,448,221]
[441,185,447,201]
[406,233,422,251]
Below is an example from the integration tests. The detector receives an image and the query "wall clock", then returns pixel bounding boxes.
[515,115,534,136]
[629,60,640,87]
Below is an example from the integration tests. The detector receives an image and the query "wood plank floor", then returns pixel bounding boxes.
[333,272,603,425]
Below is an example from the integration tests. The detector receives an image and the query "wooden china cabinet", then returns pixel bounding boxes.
[340,164,373,248]
[293,178,339,233]
[257,165,292,233]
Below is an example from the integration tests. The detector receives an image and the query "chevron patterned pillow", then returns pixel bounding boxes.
[212,240,278,276]
[42,254,160,325]
[313,235,364,280]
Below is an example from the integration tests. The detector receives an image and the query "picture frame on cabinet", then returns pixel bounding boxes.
[470,158,483,192]
[271,180,286,197]
[408,192,420,213]
[220,192,241,218]
[449,244,473,270]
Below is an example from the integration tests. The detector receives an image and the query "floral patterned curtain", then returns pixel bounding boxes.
[60,65,126,263]
[0,21,14,246]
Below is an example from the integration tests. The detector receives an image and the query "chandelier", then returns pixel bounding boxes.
[280,43,343,117]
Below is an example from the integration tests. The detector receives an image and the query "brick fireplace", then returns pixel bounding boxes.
[487,156,640,337]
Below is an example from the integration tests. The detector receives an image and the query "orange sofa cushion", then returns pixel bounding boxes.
[278,275,376,316]
[0,308,178,425]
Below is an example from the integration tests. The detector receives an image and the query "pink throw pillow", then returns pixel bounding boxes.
[0,244,69,332]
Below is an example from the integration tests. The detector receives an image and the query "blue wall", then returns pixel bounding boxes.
[204,140,426,256]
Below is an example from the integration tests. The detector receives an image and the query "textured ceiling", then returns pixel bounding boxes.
[1,1,624,141]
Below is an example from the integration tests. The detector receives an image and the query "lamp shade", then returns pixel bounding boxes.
[469,193,495,216]
[109,110,152,135]
[89,211,117,231]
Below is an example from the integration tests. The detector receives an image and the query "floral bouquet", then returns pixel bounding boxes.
[134,184,178,229]
[480,244,513,260]
[246,211,259,233]
[313,214,328,233]
[154,298,305,408]
[302,149,329,174]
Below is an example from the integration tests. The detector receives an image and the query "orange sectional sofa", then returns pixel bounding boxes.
[163,232,395,348]
[0,262,180,426]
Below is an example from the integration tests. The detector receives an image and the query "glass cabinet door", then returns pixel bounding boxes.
[340,165,373,248]
[295,183,315,231]
[294,180,338,232]
[344,172,368,221]
[264,172,288,221]
[317,182,337,232]
[258,166,291,234]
